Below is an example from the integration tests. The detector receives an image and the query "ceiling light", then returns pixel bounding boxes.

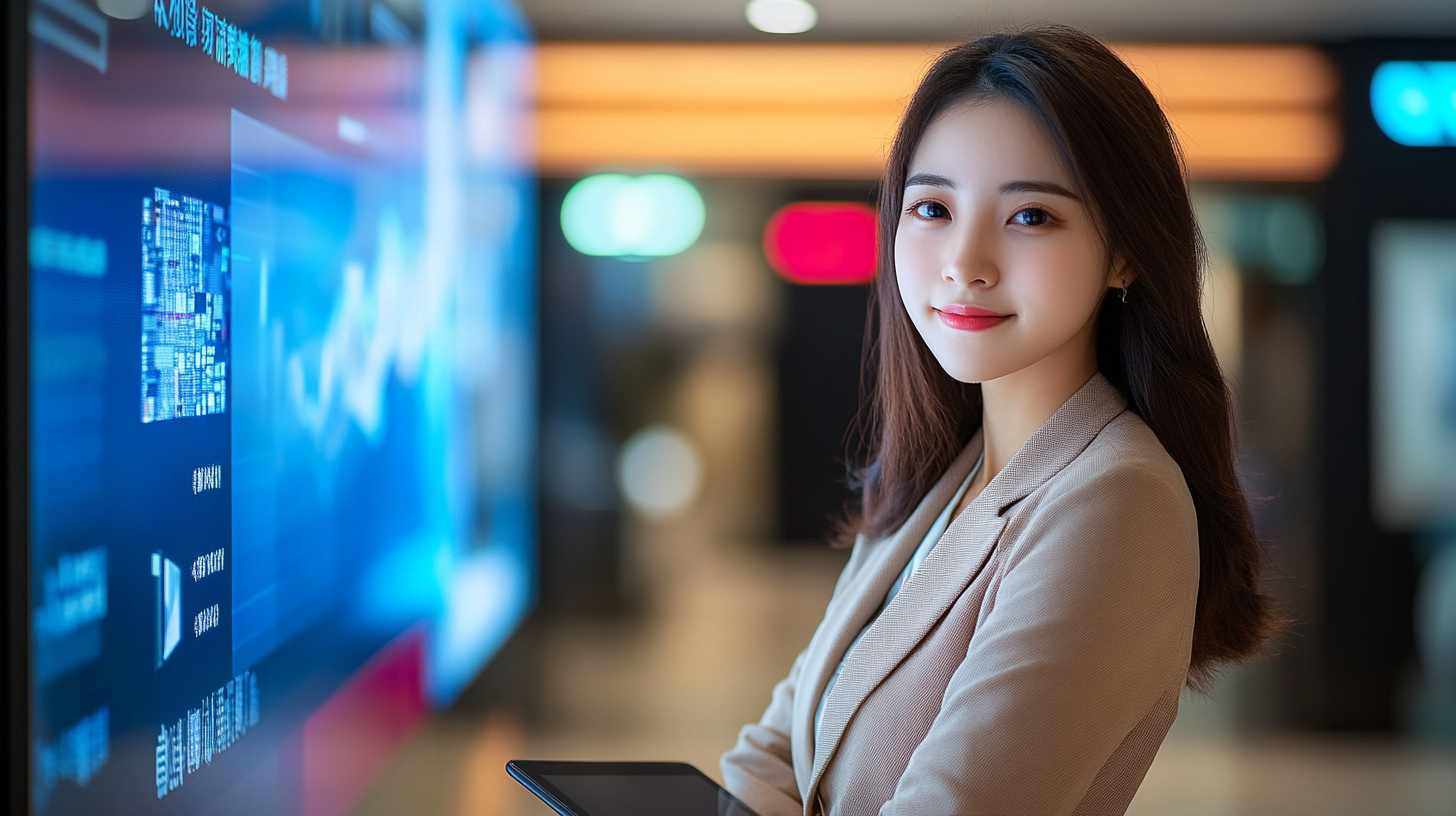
[97,0,149,19]
[746,0,818,35]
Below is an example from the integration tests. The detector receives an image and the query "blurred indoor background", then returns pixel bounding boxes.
[347,1,1456,814]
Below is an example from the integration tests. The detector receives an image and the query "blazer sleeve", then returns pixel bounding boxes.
[879,462,1200,816]
[721,648,808,816]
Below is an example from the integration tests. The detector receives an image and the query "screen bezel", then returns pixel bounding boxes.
[505,761,761,816]
[4,1,32,814]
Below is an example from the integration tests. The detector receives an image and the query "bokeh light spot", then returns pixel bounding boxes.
[763,202,877,285]
[562,174,705,259]
[1371,62,1456,146]
[617,426,702,519]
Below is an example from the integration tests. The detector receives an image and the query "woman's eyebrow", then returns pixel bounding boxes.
[999,179,1080,200]
[904,174,1080,202]
[904,172,957,189]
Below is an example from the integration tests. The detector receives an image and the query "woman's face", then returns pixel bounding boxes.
[895,98,1118,385]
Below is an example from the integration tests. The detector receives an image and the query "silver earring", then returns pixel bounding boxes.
[1118,285,1128,304]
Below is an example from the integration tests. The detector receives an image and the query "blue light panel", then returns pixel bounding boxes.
[1371,61,1456,146]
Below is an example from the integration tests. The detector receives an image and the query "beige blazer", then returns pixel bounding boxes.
[721,373,1199,816]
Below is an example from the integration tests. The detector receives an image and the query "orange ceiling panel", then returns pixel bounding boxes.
[537,43,942,109]
[533,43,1340,181]
[1114,45,1338,108]
[536,107,899,178]
[1166,109,1341,180]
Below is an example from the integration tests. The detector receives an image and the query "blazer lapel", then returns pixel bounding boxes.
[805,466,1006,796]
[802,373,1128,803]
[976,373,1128,516]
[793,434,986,786]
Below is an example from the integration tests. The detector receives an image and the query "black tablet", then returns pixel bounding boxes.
[506,760,763,816]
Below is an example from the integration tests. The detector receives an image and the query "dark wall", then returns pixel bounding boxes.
[772,182,878,545]
[535,180,630,616]
[776,282,871,543]
[1308,39,1456,730]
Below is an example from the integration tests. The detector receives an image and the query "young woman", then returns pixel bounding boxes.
[721,25,1278,816]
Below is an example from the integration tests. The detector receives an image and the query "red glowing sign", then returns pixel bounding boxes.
[763,202,877,285]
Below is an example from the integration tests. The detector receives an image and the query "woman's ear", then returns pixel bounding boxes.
[1109,256,1135,290]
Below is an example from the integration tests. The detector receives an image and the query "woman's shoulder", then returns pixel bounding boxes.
[1038,407,1192,503]
[1009,408,1198,560]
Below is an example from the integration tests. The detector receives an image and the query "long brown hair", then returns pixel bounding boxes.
[847,25,1278,687]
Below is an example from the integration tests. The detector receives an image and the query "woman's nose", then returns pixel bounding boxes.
[943,222,999,287]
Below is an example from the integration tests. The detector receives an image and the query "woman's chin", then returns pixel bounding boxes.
[935,361,1010,385]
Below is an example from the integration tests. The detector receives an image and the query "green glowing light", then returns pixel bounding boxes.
[561,174,705,259]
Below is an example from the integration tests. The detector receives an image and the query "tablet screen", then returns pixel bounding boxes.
[542,773,751,816]
[510,761,761,816]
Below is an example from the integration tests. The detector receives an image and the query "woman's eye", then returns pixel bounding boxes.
[912,201,948,220]
[1012,207,1051,227]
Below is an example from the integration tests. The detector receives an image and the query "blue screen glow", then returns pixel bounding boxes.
[1371,61,1456,146]
[27,1,536,813]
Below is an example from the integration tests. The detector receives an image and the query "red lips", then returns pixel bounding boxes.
[935,303,1011,332]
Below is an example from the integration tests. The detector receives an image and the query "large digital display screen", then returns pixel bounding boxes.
[26,1,535,813]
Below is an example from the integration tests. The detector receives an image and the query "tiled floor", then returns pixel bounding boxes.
[356,527,1456,816]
